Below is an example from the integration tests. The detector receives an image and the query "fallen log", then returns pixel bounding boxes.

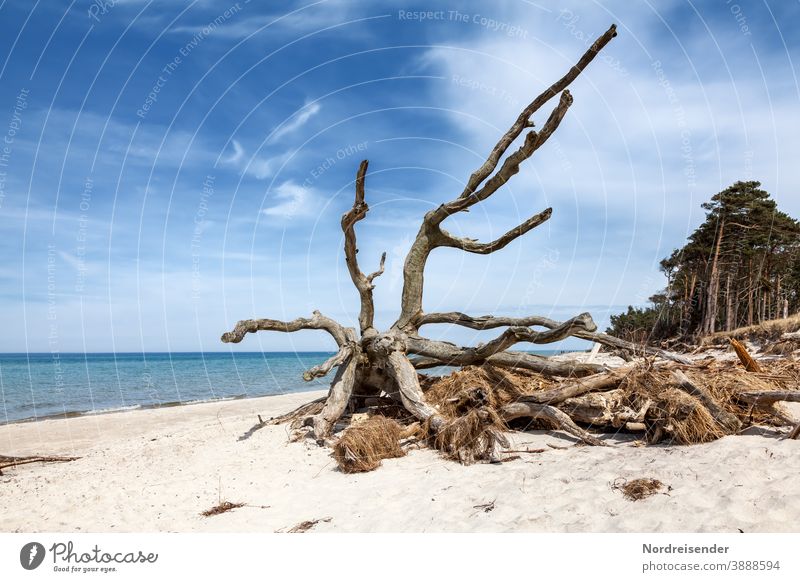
[735,390,800,406]
[501,401,607,446]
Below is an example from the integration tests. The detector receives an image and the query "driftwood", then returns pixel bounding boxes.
[218,24,790,467]
[221,24,623,447]
[0,454,80,474]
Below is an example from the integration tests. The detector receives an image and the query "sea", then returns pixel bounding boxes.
[0,350,561,424]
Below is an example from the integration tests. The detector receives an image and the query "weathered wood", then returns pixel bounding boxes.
[221,310,353,346]
[671,370,742,433]
[415,311,691,364]
[501,401,607,446]
[0,455,80,474]
[342,160,385,334]
[310,353,360,441]
[515,367,629,405]
[394,25,618,331]
[736,390,800,406]
[405,336,605,377]
[303,345,354,381]
[385,349,445,432]
[219,24,625,462]
[730,338,762,372]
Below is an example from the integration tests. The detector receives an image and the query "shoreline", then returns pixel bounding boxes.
[2,385,799,533]
[0,388,327,428]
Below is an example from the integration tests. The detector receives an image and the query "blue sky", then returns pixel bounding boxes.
[0,0,798,353]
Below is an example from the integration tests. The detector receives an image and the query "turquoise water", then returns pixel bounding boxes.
[0,352,336,424]
[0,350,562,424]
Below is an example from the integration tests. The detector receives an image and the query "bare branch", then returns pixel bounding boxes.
[395,26,617,330]
[406,336,605,377]
[221,310,353,346]
[472,312,597,358]
[515,367,631,405]
[416,311,556,329]
[302,344,355,381]
[438,207,552,254]
[485,351,605,377]
[435,90,573,221]
[366,252,386,283]
[459,23,617,200]
[415,312,692,364]
[342,159,381,333]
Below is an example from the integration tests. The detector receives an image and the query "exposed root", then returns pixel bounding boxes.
[332,416,406,473]
[265,397,326,429]
[261,348,799,471]
[619,368,727,444]
[429,407,510,464]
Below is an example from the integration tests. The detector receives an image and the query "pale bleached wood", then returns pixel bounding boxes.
[342,160,385,334]
[501,402,607,446]
[221,310,353,346]
[394,25,617,331]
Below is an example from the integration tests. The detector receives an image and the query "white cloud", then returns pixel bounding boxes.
[262,180,315,219]
[221,139,293,180]
[268,102,321,143]
[410,1,800,314]
[223,139,244,166]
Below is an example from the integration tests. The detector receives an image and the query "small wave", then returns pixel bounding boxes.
[82,405,142,416]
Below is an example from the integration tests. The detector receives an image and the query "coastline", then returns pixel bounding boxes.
[2,386,799,533]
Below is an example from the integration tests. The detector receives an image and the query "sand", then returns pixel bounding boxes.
[1,390,799,533]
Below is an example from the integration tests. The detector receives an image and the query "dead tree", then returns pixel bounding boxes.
[222,25,632,441]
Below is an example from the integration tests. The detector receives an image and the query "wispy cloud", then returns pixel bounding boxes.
[268,102,321,143]
[262,180,317,219]
[221,139,294,180]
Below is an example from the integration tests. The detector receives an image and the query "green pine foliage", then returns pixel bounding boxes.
[608,181,800,343]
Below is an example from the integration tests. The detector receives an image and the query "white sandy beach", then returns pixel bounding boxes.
[1,389,799,533]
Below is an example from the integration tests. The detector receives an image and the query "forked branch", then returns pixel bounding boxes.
[395,25,618,330]
[342,159,385,334]
[458,24,617,200]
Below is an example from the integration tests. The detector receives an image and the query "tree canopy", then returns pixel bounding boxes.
[609,181,800,342]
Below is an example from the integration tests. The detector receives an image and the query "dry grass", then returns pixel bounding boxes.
[286,517,332,533]
[619,367,726,444]
[612,477,665,501]
[420,366,526,463]
[616,357,799,444]
[430,407,509,464]
[704,314,800,345]
[332,415,406,473]
[200,501,245,517]
[422,365,555,417]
